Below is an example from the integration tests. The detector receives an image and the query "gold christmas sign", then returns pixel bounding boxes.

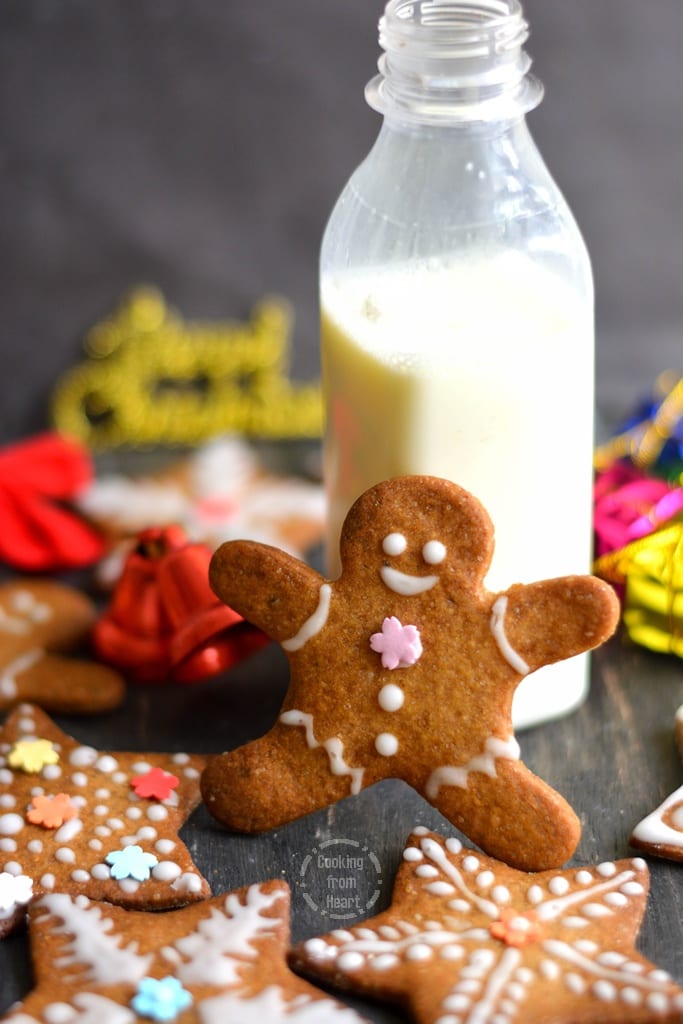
[51,288,322,449]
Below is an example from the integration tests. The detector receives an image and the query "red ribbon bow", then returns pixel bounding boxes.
[0,433,105,571]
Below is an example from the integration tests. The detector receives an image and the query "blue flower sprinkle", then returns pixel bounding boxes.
[105,844,159,882]
[131,976,193,1021]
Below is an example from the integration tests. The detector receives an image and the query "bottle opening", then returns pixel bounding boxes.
[368,0,541,124]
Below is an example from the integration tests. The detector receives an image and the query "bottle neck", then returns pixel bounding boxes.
[366,0,543,127]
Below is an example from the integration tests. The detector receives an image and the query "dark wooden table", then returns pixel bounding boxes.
[0,615,681,1020]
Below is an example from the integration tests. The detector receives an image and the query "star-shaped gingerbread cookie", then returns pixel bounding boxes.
[202,476,620,870]
[0,580,124,714]
[0,703,209,935]
[630,703,683,861]
[4,881,367,1023]
[292,828,683,1024]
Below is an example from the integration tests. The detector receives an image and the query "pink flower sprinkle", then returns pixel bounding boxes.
[370,616,422,670]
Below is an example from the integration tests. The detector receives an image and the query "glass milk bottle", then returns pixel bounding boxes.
[321,0,595,728]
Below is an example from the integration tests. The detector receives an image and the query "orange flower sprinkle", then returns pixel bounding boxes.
[489,908,544,948]
[27,792,78,829]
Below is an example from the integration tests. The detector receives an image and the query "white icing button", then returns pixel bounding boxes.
[445,837,462,854]
[405,943,433,961]
[549,876,570,895]
[383,533,407,556]
[403,847,423,862]
[375,733,399,757]
[338,952,365,972]
[0,814,23,835]
[422,540,446,565]
[378,683,405,713]
[463,856,479,872]
[370,954,400,971]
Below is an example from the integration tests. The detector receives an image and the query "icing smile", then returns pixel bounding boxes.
[380,565,438,596]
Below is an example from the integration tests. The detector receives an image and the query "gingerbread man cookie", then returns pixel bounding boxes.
[292,828,683,1024]
[202,476,620,871]
[0,580,124,714]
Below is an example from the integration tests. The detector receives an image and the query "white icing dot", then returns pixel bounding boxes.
[3,862,22,875]
[443,994,470,1012]
[40,873,55,889]
[412,826,429,836]
[70,746,97,767]
[71,870,90,883]
[650,969,671,983]
[41,765,61,780]
[338,952,365,972]
[0,770,11,784]
[305,938,330,957]
[527,885,543,905]
[620,881,644,896]
[565,973,586,994]
[562,916,588,928]
[630,857,646,871]
[171,873,202,894]
[441,945,464,960]
[147,805,168,821]
[136,826,157,841]
[539,960,560,980]
[448,898,470,913]
[471,949,496,969]
[491,886,510,904]
[549,876,570,895]
[330,929,354,941]
[55,848,76,863]
[370,954,400,971]
[573,940,598,954]
[375,733,399,757]
[0,796,15,809]
[95,788,110,799]
[183,767,199,779]
[155,839,175,855]
[378,925,402,939]
[425,882,455,896]
[646,993,670,1013]
[95,755,118,773]
[604,892,628,907]
[94,826,111,837]
[403,847,423,862]
[476,871,494,888]
[378,683,405,712]
[383,533,407,556]
[27,840,43,854]
[583,903,610,919]
[126,807,143,820]
[107,818,124,831]
[597,862,617,877]
[91,865,110,880]
[422,540,446,565]
[94,805,109,817]
[406,943,433,961]
[0,839,17,853]
[132,761,153,774]
[152,861,182,882]
[598,952,626,967]
[621,987,642,1006]
[575,870,593,885]
[416,865,439,878]
[593,980,617,1002]
[70,772,88,787]
[30,787,45,797]
[445,837,462,854]
[55,819,82,843]
[118,878,141,893]
[89,839,103,851]
[43,1003,74,1024]
[0,814,24,835]
[172,753,190,765]
[463,856,479,872]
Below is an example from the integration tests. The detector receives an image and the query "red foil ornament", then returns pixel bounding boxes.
[0,433,105,571]
[93,526,267,683]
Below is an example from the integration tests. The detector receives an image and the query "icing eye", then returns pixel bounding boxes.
[422,540,446,565]
[383,533,407,556]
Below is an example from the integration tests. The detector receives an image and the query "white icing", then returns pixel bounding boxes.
[280,710,364,794]
[168,884,282,985]
[422,540,446,565]
[0,813,24,835]
[631,783,683,850]
[380,565,438,596]
[0,649,43,700]
[40,893,153,983]
[382,533,407,556]
[425,736,521,798]
[378,683,404,712]
[375,733,398,757]
[282,584,332,652]
[489,595,530,675]
[197,984,362,1023]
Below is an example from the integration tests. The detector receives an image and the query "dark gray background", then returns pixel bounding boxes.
[0,0,681,444]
